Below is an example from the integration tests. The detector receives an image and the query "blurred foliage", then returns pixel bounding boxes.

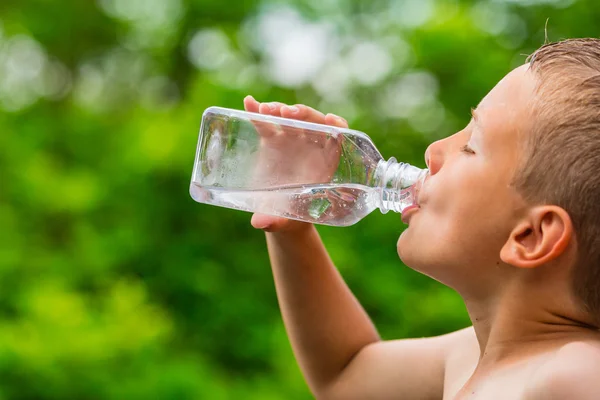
[0,0,598,398]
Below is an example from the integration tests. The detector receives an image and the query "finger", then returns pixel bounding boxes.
[244,95,277,138]
[258,102,287,137]
[271,102,316,137]
[244,95,260,113]
[251,214,300,232]
[281,104,328,141]
[259,102,286,117]
[251,213,276,230]
[253,101,286,138]
[281,104,326,124]
[306,112,346,148]
[323,113,346,155]
[267,218,311,232]
[324,113,348,128]
[276,104,306,138]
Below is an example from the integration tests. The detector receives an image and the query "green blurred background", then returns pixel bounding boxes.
[0,0,597,398]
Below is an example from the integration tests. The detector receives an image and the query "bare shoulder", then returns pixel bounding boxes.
[324,326,478,400]
[443,325,479,366]
[441,327,480,396]
[442,325,478,349]
[525,339,600,400]
[441,325,477,342]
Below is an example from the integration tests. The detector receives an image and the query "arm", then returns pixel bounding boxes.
[265,226,380,395]
[266,226,467,400]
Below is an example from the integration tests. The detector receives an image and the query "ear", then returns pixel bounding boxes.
[500,206,574,269]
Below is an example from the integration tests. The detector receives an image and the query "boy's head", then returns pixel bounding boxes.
[398,38,600,324]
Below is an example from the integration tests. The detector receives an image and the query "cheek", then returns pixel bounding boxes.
[427,160,506,221]
[397,209,504,280]
[398,168,511,267]
[426,178,508,247]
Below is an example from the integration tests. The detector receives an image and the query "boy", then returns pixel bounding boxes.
[243,38,600,399]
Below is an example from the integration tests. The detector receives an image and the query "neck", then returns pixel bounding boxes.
[461,266,599,367]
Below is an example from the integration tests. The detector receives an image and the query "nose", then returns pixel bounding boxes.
[424,139,445,175]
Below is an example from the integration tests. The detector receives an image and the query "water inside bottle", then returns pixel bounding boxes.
[190,182,416,227]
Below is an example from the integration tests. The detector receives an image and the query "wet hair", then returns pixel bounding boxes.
[515,38,600,324]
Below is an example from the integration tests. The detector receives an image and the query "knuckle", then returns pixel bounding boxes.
[293,104,307,113]
[300,106,325,122]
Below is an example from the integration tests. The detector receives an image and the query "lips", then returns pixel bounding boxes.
[401,205,420,224]
[401,175,428,224]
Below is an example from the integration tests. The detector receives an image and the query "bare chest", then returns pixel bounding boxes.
[442,353,548,400]
[445,376,531,400]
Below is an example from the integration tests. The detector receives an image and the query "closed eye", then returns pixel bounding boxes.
[461,144,475,154]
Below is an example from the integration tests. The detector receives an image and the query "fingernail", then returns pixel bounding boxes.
[255,222,271,230]
[285,105,299,113]
[245,95,255,102]
[267,103,276,111]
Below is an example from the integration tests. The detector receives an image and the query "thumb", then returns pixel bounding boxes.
[251,213,274,230]
[251,214,309,233]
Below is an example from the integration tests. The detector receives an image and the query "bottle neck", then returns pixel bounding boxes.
[373,157,428,214]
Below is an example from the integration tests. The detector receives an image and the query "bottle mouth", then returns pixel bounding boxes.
[376,159,429,214]
[411,169,429,207]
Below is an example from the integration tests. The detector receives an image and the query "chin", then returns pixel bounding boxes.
[397,229,445,279]
[397,230,418,268]
[397,222,419,247]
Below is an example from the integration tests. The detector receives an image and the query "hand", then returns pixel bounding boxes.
[243,95,349,233]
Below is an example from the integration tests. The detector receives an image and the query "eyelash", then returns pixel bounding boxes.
[461,144,475,154]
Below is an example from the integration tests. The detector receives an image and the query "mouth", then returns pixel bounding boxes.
[401,205,420,224]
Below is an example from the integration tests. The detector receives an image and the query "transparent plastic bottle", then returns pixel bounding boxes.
[190,106,428,227]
